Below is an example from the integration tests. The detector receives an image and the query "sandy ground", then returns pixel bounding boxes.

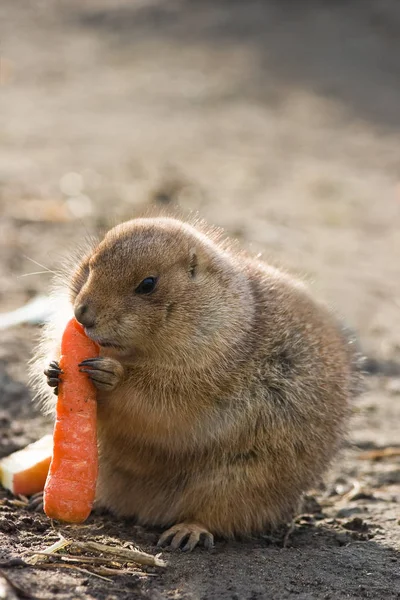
[0,1,399,598]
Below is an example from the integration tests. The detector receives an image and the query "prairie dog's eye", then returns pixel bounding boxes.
[135,277,158,295]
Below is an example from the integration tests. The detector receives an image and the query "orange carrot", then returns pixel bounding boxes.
[44,318,99,523]
[0,435,53,496]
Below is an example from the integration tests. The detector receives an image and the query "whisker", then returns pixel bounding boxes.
[22,255,56,274]
[17,271,53,278]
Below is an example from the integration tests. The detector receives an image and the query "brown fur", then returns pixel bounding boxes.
[31,217,361,541]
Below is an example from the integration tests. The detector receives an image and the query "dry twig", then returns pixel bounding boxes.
[24,531,166,582]
[71,540,166,568]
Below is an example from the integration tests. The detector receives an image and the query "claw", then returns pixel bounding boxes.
[45,362,62,377]
[157,523,214,552]
[202,532,215,550]
[79,366,115,376]
[169,529,190,551]
[79,358,102,366]
[182,532,203,552]
[44,368,62,378]
[157,530,175,548]
[79,358,115,375]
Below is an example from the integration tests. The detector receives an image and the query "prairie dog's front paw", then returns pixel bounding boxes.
[44,360,63,396]
[79,357,124,391]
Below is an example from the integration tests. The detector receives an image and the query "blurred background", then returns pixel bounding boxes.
[1,0,400,368]
[0,3,400,596]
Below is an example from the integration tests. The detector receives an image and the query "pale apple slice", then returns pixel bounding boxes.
[0,435,53,496]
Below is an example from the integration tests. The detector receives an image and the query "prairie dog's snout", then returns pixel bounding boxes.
[74,301,96,329]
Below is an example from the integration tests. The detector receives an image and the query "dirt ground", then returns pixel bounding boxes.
[0,1,399,598]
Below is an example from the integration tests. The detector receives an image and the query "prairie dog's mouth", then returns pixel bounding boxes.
[84,330,124,350]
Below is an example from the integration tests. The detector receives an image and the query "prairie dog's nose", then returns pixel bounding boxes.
[74,303,96,328]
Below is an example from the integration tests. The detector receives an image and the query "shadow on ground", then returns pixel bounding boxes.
[72,0,400,130]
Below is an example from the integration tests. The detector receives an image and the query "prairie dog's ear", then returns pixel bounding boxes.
[188,242,230,278]
[188,248,198,278]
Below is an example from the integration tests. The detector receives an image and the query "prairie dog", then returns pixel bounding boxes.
[32,216,360,550]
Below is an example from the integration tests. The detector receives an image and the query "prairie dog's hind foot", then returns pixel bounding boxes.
[79,357,124,391]
[44,360,63,396]
[157,522,214,552]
